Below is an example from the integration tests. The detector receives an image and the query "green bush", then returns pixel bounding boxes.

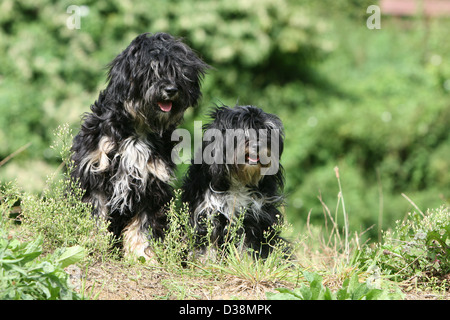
[281,15,450,238]
[0,0,326,163]
[20,180,114,257]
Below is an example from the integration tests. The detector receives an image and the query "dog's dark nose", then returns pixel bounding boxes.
[164,86,178,97]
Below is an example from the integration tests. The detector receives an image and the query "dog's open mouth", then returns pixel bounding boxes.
[246,155,260,165]
[245,148,272,167]
[158,101,172,112]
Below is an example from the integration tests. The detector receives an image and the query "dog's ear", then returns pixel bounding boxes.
[266,114,285,157]
[203,130,230,192]
[259,163,285,196]
[106,50,134,101]
[209,162,230,192]
[106,35,147,101]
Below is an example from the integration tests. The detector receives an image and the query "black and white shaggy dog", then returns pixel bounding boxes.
[182,105,287,259]
[70,32,208,259]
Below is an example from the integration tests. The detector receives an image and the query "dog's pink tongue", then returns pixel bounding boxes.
[158,101,172,112]
[248,156,260,163]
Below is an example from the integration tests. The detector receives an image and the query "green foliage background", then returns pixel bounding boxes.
[0,0,449,240]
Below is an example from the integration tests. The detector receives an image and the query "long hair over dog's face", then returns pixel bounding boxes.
[204,105,285,188]
[106,32,209,132]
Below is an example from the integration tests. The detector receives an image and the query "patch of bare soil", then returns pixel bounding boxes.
[79,262,168,299]
[71,261,283,300]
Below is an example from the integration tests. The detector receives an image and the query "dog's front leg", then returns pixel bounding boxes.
[122,211,155,261]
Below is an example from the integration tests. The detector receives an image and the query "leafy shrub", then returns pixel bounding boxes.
[0,212,84,300]
[0,0,327,161]
[20,181,114,258]
[363,205,450,282]
[282,15,450,239]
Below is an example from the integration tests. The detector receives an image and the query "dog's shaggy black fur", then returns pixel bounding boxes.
[182,105,286,258]
[71,32,208,259]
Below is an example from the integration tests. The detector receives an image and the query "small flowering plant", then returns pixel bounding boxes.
[364,205,450,282]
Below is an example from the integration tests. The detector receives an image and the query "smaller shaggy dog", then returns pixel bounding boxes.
[182,105,286,258]
[70,32,208,259]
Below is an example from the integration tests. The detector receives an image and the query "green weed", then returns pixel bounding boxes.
[362,205,450,285]
[148,189,198,269]
[0,213,85,300]
[266,271,403,300]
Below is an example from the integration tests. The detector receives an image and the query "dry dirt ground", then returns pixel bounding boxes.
[67,261,450,300]
[68,261,286,300]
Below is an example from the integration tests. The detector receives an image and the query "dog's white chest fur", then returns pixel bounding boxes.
[195,181,267,222]
[109,136,171,212]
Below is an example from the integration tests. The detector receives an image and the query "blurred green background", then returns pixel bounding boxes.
[1,0,449,241]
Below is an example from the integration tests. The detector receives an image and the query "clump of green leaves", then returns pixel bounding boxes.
[0,215,85,300]
[364,205,450,283]
[266,271,400,300]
